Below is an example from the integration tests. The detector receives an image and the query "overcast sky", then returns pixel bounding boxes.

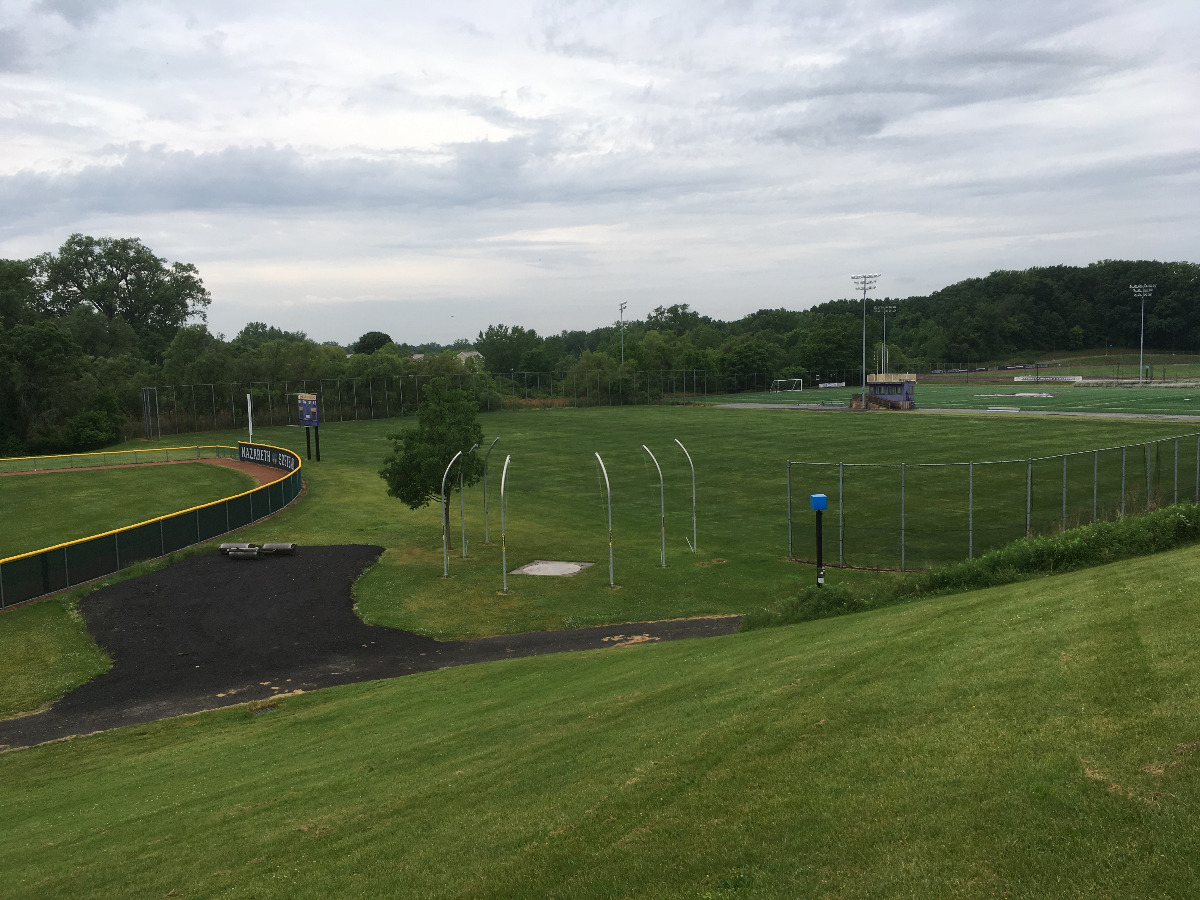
[1,1,1197,345]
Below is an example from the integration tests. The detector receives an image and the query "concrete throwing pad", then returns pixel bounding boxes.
[510,560,594,577]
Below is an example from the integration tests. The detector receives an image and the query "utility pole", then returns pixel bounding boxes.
[1131,284,1155,384]
[851,274,880,408]
[619,302,628,365]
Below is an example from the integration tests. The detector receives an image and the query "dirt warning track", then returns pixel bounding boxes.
[0,546,740,750]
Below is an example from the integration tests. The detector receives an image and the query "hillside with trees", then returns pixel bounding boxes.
[1,234,1197,454]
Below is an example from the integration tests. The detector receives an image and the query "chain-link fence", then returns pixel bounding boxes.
[138,371,784,437]
[787,433,1200,571]
[0,442,303,608]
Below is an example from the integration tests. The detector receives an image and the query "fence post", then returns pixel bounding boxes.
[968,461,973,560]
[900,463,906,572]
[1175,438,1179,504]
[1196,433,1199,502]
[1062,454,1067,532]
[1121,446,1126,517]
[787,461,793,560]
[1026,458,1032,536]
[1093,450,1099,523]
[1146,443,1152,510]
[838,462,844,566]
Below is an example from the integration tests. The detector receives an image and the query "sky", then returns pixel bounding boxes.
[1,1,1197,346]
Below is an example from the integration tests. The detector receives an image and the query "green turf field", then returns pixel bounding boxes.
[142,408,1194,639]
[0,462,256,560]
[2,546,1198,898]
[710,381,1200,417]
[2,407,1195,719]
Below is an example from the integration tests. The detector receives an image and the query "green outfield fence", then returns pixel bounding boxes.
[787,432,1200,572]
[0,442,303,608]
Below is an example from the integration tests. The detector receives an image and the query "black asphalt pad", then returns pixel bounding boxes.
[0,546,739,749]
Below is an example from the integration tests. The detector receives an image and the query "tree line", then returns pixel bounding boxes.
[2,233,1197,455]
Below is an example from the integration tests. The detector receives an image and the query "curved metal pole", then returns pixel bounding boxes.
[441,450,463,577]
[460,442,479,558]
[482,437,501,544]
[674,438,696,554]
[642,445,666,568]
[500,455,512,594]
[595,452,614,587]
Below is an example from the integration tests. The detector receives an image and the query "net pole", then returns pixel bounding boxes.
[595,453,614,588]
[1093,450,1098,523]
[900,463,906,572]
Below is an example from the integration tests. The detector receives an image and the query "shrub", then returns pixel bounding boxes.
[742,503,1200,631]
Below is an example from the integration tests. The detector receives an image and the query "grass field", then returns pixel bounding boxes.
[2,546,1199,898]
[126,408,1194,637]
[1,406,1190,719]
[710,381,1200,417]
[0,462,256,560]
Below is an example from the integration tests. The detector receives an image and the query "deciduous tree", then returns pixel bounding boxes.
[379,380,485,546]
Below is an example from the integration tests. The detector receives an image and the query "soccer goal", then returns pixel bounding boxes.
[769,378,804,393]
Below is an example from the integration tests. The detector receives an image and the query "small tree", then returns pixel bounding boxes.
[379,380,484,545]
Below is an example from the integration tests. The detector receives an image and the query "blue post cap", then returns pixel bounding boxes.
[810,493,828,511]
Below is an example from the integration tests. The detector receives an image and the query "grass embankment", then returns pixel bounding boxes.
[0,463,255,559]
[3,548,1199,897]
[745,502,1200,630]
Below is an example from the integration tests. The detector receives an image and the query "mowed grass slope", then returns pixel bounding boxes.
[3,547,1199,898]
[0,462,256,559]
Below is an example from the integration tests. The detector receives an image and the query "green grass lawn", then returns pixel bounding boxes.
[2,546,1199,898]
[0,462,256,560]
[1,407,1193,719]
[710,381,1200,417]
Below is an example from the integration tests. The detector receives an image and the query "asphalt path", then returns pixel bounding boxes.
[0,546,740,751]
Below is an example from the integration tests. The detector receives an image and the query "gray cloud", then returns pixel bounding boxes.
[36,0,118,27]
[0,0,1194,343]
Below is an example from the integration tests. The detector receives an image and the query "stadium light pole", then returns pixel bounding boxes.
[1131,284,1155,384]
[852,274,880,408]
[881,305,897,374]
[619,302,628,365]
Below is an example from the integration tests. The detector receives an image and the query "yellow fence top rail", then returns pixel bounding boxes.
[0,443,302,566]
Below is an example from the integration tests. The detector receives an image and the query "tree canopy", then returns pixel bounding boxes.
[33,234,211,360]
[379,381,486,542]
[351,331,394,355]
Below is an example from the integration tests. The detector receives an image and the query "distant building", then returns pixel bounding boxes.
[855,373,916,410]
[457,350,484,368]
